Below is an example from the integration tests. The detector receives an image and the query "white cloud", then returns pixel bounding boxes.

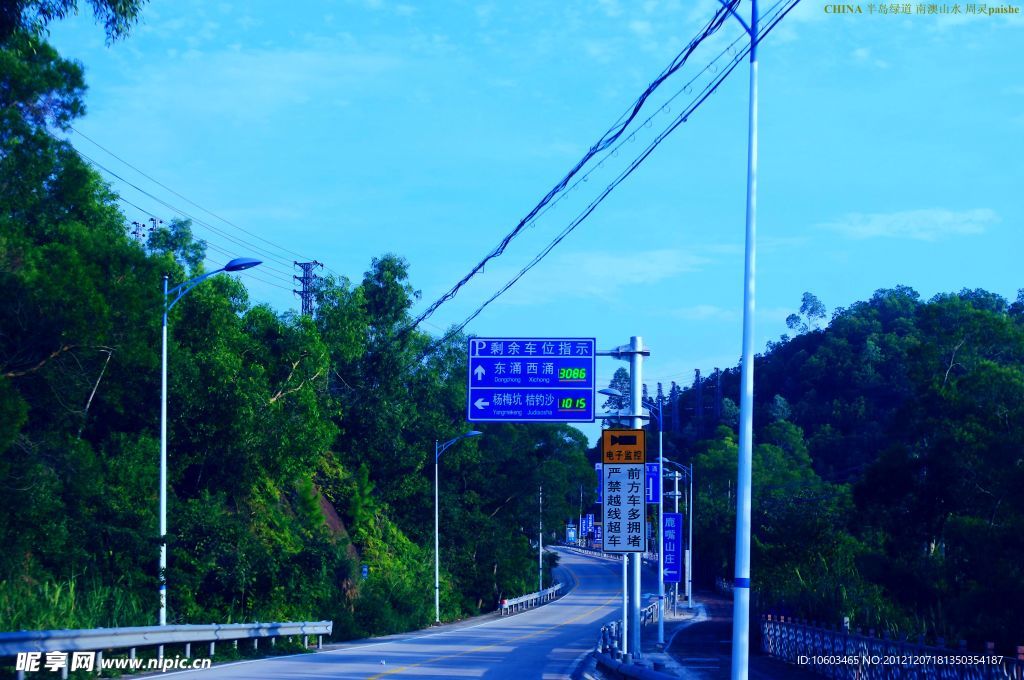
[104,44,403,126]
[629,20,654,37]
[670,304,737,321]
[852,46,889,69]
[597,0,624,18]
[820,208,998,241]
[491,248,709,305]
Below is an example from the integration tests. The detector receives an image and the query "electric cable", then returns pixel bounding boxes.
[407,0,743,332]
[76,149,301,278]
[69,125,341,277]
[422,0,800,352]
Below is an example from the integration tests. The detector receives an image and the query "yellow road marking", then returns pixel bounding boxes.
[368,562,617,679]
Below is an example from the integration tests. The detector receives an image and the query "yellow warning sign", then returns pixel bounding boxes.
[602,429,646,464]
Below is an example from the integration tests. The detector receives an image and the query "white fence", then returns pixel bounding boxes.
[499,583,563,615]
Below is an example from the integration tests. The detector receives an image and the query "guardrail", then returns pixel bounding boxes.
[595,599,660,656]
[499,582,562,616]
[1,620,332,679]
[761,615,1024,680]
[558,544,622,561]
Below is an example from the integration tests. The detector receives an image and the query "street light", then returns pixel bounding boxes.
[434,430,483,624]
[160,257,262,626]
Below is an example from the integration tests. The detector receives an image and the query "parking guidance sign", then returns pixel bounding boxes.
[467,337,595,422]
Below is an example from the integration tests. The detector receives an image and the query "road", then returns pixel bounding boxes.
[156,546,622,679]
[665,591,818,679]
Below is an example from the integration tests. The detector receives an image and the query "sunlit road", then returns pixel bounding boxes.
[158,547,622,679]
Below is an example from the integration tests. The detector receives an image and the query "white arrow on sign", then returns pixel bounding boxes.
[474,398,490,409]
[474,365,486,380]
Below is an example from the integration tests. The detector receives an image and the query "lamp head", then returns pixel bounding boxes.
[464,430,483,439]
[224,257,262,272]
[599,388,623,398]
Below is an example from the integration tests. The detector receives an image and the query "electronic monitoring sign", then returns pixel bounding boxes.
[601,429,647,553]
[467,337,596,422]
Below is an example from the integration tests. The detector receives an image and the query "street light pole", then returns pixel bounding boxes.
[688,463,694,609]
[628,336,643,659]
[159,257,261,627]
[159,275,168,626]
[434,430,482,624]
[434,440,440,624]
[539,484,543,594]
[721,1,759,677]
[641,397,666,647]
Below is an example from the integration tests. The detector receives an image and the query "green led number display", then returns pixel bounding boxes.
[558,368,588,380]
[559,397,588,409]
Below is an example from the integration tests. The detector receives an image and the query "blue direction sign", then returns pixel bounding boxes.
[467,337,596,422]
[663,513,683,584]
[645,463,660,503]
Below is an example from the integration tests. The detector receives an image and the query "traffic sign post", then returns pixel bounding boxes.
[601,429,647,554]
[467,338,596,422]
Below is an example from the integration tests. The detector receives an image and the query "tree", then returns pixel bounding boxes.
[1,0,147,43]
[601,367,630,411]
[786,291,827,334]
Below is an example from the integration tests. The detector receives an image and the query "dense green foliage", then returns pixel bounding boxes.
[649,286,1024,648]
[0,21,592,637]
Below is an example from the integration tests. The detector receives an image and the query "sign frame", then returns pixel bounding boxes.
[601,429,647,554]
[663,512,683,583]
[466,337,596,423]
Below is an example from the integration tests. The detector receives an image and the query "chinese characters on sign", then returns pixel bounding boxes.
[645,462,660,503]
[663,512,683,583]
[601,429,646,553]
[467,337,596,422]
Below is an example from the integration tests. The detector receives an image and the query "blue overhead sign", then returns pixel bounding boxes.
[645,463,660,503]
[467,337,596,422]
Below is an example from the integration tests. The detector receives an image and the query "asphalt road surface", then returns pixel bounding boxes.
[156,546,623,679]
[666,592,819,679]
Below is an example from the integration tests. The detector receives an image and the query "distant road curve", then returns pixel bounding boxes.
[154,546,622,679]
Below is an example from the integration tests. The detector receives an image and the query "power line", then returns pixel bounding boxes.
[407,0,742,332]
[78,149,301,277]
[69,126,342,278]
[113,197,296,292]
[424,0,800,351]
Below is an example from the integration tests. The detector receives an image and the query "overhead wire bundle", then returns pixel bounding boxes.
[68,130,341,293]
[416,0,802,352]
[406,0,743,333]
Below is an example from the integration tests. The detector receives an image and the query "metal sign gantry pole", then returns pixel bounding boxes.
[627,336,644,658]
[598,336,650,659]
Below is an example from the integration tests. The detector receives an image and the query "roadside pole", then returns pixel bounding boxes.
[657,411,665,647]
[628,335,644,658]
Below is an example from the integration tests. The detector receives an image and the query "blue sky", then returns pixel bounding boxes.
[49,1,1022,444]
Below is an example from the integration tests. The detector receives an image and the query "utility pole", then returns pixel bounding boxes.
[578,485,583,547]
[293,260,323,316]
[539,484,543,594]
[694,369,704,438]
[627,336,644,659]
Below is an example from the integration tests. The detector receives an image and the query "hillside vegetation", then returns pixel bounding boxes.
[0,14,591,637]
[647,287,1024,648]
